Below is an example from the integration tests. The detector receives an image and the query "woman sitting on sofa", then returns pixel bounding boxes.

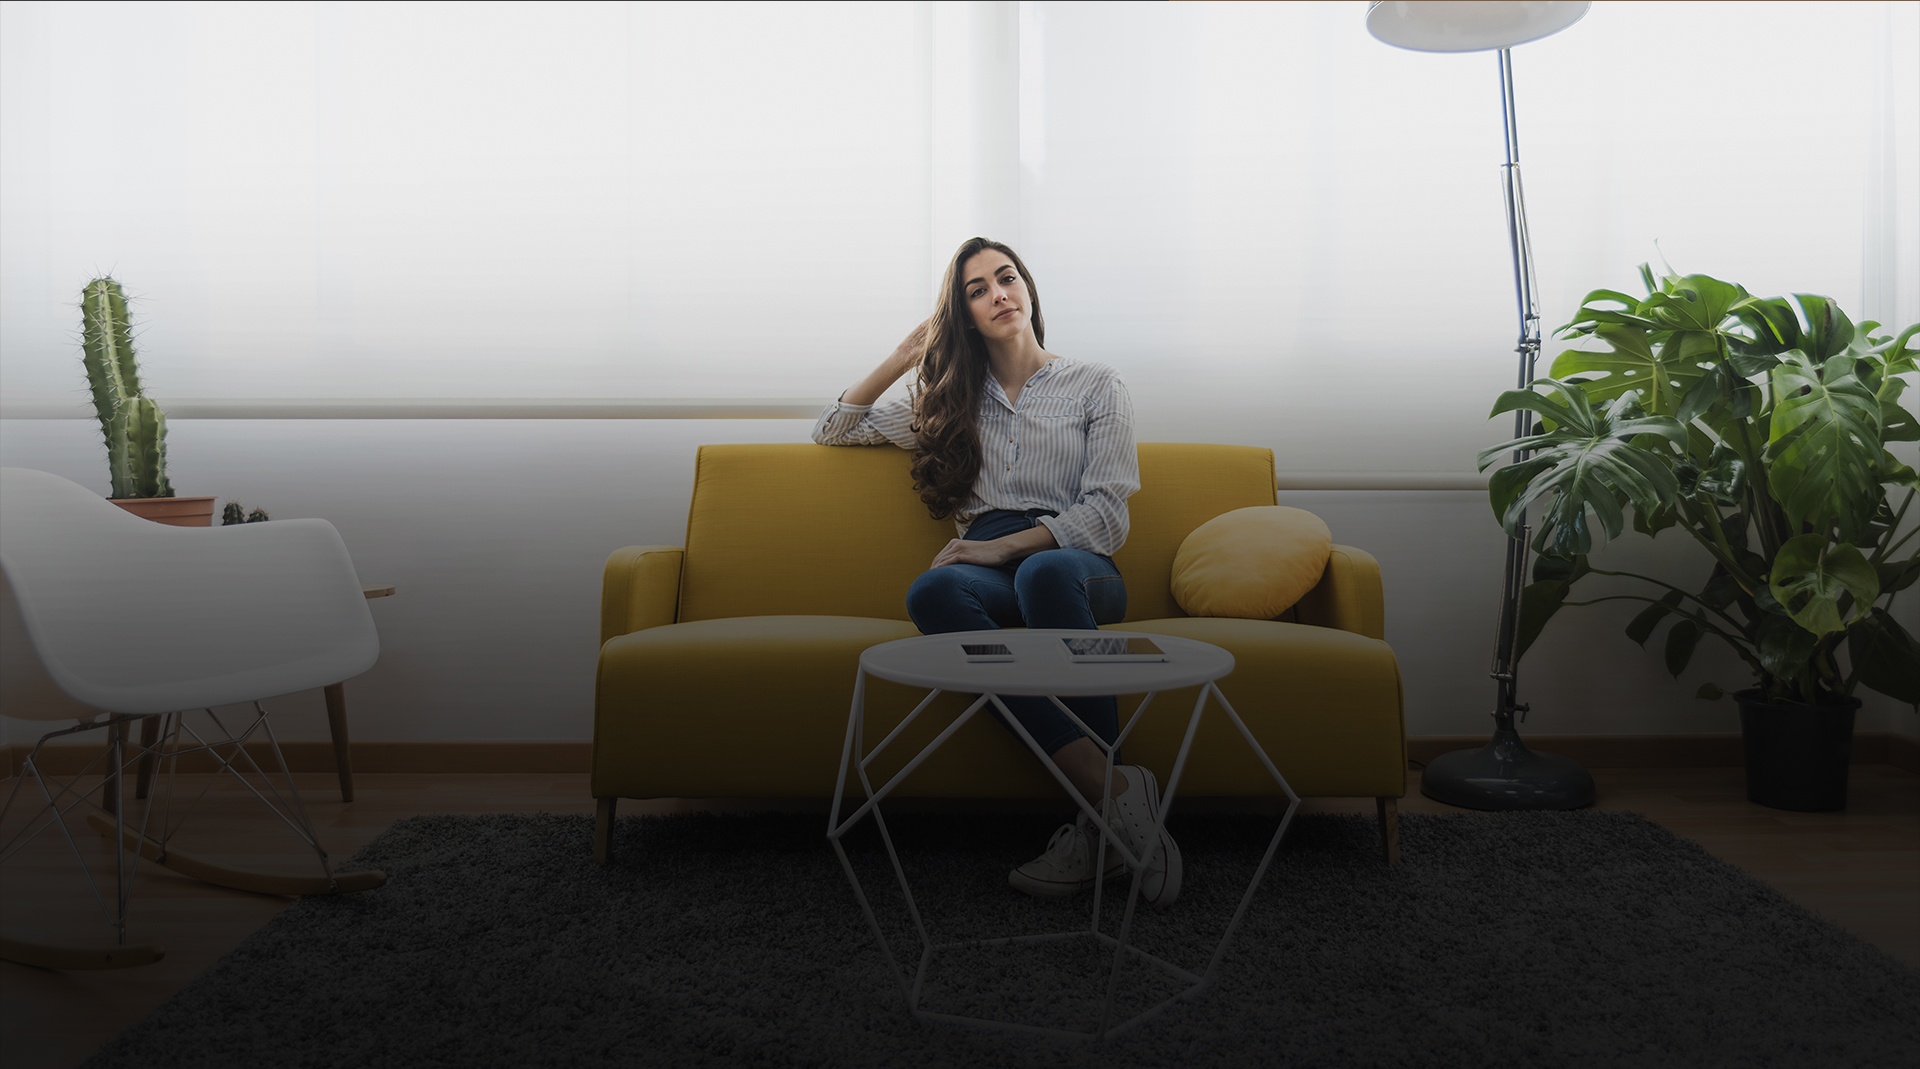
[811,236,1182,907]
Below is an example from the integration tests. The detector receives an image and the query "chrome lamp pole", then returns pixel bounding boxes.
[1366,0,1596,810]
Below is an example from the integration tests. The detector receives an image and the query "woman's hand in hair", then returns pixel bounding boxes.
[841,318,933,406]
[931,524,1058,569]
[893,318,931,368]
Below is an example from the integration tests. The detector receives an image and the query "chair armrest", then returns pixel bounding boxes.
[1292,544,1385,641]
[601,546,684,645]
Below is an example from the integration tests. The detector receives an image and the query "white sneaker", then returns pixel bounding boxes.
[1109,765,1182,906]
[1009,816,1127,898]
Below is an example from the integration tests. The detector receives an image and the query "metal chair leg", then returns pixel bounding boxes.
[101,720,130,815]
[0,723,167,971]
[134,715,160,800]
[88,704,387,897]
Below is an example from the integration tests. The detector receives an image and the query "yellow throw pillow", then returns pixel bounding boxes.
[1171,506,1333,618]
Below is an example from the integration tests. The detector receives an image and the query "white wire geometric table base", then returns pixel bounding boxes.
[0,702,361,961]
[826,659,1300,1043]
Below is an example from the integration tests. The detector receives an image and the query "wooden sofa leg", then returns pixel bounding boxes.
[1376,797,1401,866]
[594,797,617,864]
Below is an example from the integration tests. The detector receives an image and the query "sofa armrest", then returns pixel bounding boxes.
[1292,544,1385,641]
[601,546,684,645]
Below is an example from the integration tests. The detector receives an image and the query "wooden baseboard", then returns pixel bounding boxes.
[1890,734,1920,775]
[7,734,1916,779]
[1409,732,1916,772]
[5,740,592,778]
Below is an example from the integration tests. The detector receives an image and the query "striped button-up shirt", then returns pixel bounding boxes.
[812,357,1139,556]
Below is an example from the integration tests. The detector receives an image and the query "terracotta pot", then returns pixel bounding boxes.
[110,495,216,527]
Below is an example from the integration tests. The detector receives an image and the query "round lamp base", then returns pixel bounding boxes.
[1421,727,1595,810]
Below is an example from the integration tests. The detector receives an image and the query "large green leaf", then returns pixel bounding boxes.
[1642,274,1753,334]
[1682,443,1747,505]
[1515,581,1568,661]
[1879,451,1920,490]
[1768,535,1878,636]
[1675,363,1731,426]
[1547,324,1702,417]
[1665,619,1703,676]
[1478,382,1686,559]
[1700,563,1745,612]
[1790,294,1855,361]
[1876,377,1919,443]
[1626,590,1685,646]
[1765,352,1883,538]
[1557,288,1661,335]
[1731,296,1803,356]
[1755,614,1819,680]
[1517,554,1592,659]
[1632,497,1679,536]
[1487,381,1590,434]
[1847,608,1920,707]
[1873,322,1920,377]
[1877,554,1920,595]
[1488,456,1557,526]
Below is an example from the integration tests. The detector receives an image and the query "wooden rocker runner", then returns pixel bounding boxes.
[0,468,386,970]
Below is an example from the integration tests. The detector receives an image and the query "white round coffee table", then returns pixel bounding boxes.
[825,628,1300,1042]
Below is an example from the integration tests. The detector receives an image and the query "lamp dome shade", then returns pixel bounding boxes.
[1366,1,1590,52]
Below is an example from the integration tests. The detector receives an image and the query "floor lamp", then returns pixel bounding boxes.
[1366,0,1597,810]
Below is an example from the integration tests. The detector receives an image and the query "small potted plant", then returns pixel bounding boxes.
[1481,265,1920,811]
[81,277,213,526]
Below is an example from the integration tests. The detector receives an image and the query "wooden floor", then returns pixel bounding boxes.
[2,765,1915,1069]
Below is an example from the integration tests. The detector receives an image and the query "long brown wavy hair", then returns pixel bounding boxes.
[910,237,1046,520]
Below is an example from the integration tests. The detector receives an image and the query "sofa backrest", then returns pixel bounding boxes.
[1113,443,1277,621]
[678,442,1277,624]
[679,445,948,623]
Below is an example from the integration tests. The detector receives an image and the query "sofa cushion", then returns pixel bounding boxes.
[1119,617,1406,797]
[590,614,1406,802]
[1110,443,1278,622]
[592,614,1067,799]
[1170,506,1331,618]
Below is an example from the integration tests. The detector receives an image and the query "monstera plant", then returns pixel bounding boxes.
[1479,266,1920,808]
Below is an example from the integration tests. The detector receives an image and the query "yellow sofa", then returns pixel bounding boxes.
[593,442,1406,862]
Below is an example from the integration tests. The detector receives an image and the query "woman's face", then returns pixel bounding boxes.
[961,250,1031,343]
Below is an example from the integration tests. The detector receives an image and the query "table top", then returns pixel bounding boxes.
[859,629,1233,696]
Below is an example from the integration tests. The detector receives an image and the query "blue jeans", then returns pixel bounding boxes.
[905,509,1127,756]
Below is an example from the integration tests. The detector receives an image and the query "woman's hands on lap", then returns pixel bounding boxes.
[932,538,1016,569]
[931,524,1058,569]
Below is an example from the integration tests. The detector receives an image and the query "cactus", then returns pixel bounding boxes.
[80,277,173,499]
[246,508,270,523]
[222,502,246,525]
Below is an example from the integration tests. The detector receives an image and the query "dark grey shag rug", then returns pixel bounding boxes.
[83,810,1919,1069]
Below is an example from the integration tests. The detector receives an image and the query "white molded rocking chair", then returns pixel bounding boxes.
[0,467,386,970]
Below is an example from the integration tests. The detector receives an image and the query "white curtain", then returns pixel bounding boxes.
[2,1,1911,475]
[0,1,933,401]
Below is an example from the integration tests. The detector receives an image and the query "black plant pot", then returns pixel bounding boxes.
[1736,689,1859,812]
